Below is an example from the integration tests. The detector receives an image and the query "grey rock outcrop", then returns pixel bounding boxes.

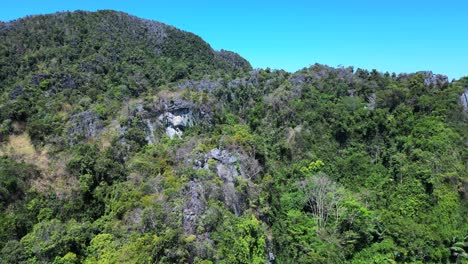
[158,99,195,139]
[144,119,157,144]
[180,147,255,237]
[397,71,449,87]
[304,64,355,83]
[418,71,449,86]
[67,110,103,144]
[175,80,222,92]
[182,180,206,235]
[460,89,468,112]
[289,75,310,87]
[122,96,207,143]
[207,148,242,215]
[191,148,261,216]
[228,69,262,89]
[30,73,78,92]
[159,110,193,137]
[9,86,23,100]
[119,95,213,144]
[367,93,377,110]
[125,102,160,144]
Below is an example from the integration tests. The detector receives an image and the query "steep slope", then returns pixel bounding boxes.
[0,10,250,86]
[0,10,251,143]
[0,10,467,264]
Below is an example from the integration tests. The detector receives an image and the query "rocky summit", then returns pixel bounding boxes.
[0,10,467,264]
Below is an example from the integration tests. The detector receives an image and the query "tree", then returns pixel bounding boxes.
[300,173,344,227]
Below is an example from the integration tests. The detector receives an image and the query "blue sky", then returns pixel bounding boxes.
[1,0,467,79]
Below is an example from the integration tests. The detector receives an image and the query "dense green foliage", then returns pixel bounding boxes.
[0,10,467,263]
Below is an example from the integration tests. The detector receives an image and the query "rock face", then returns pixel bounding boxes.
[30,73,78,91]
[156,96,212,139]
[175,80,222,92]
[289,75,310,87]
[207,148,242,216]
[418,71,449,86]
[181,146,261,237]
[114,95,211,147]
[191,148,259,216]
[158,108,194,139]
[460,89,468,112]
[396,71,449,87]
[182,180,206,235]
[67,110,103,144]
[228,69,262,89]
[367,93,377,110]
[144,119,157,144]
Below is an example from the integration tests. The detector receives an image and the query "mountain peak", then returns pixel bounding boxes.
[0,10,251,88]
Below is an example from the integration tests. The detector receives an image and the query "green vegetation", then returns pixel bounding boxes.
[0,10,467,263]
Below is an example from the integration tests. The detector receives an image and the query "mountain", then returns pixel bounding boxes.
[0,10,467,263]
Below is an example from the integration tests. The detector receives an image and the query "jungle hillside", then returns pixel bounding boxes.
[0,10,467,263]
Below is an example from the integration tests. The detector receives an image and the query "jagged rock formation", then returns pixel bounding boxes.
[182,180,206,235]
[460,89,468,112]
[118,96,210,143]
[175,80,223,92]
[67,110,103,144]
[418,71,449,86]
[190,148,261,216]
[176,146,262,261]
[158,99,195,139]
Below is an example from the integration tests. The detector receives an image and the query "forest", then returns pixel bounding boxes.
[0,10,467,263]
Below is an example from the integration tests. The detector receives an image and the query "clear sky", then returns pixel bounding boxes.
[1,0,467,79]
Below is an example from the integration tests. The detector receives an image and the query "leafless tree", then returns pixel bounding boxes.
[300,173,344,227]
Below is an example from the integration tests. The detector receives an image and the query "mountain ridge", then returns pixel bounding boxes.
[2,10,458,80]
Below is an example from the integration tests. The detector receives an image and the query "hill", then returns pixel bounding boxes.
[0,10,467,263]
